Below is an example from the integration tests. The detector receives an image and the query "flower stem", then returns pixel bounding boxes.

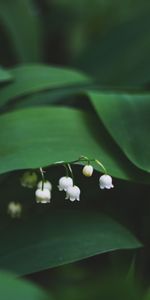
[38,156,107,176]
[95,159,107,174]
[40,167,45,190]
[63,164,69,177]
[79,155,90,165]
[67,164,74,184]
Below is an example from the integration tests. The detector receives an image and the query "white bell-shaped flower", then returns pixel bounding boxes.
[58,176,73,192]
[8,202,22,218]
[66,185,80,202]
[82,165,93,177]
[99,174,114,189]
[37,180,52,191]
[35,188,51,204]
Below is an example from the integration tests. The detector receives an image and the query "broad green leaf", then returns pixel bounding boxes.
[0,0,41,62]
[9,89,74,110]
[0,64,90,108]
[0,210,141,275]
[75,12,150,87]
[0,106,148,182]
[0,272,50,300]
[89,90,150,172]
[0,67,13,82]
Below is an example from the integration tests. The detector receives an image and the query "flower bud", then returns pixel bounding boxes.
[35,188,51,204]
[99,175,114,189]
[82,165,93,177]
[66,185,80,202]
[58,176,73,192]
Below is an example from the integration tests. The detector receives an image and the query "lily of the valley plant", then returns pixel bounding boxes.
[8,156,114,217]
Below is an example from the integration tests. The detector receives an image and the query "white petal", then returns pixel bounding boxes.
[58,185,63,191]
[35,188,51,203]
[58,176,73,192]
[99,175,114,190]
[66,185,80,201]
[69,196,76,202]
[37,180,52,191]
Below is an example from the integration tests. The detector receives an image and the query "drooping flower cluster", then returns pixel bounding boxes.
[58,176,80,201]
[33,158,113,205]
[57,176,80,201]
[8,156,114,217]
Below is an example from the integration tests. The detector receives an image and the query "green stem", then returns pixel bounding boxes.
[67,164,74,184]
[40,167,45,190]
[95,159,107,174]
[38,156,107,176]
[79,155,90,165]
[63,164,69,177]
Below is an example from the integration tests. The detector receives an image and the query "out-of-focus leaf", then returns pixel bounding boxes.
[75,12,150,87]
[89,90,150,172]
[0,0,41,62]
[144,289,150,300]
[0,64,91,108]
[8,89,75,110]
[0,210,141,275]
[0,106,148,182]
[0,271,49,300]
[0,67,13,82]
[54,267,144,300]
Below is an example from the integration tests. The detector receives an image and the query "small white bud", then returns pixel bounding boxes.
[37,180,52,191]
[82,165,93,177]
[21,171,38,188]
[8,202,22,218]
[99,175,114,190]
[58,176,73,192]
[35,188,51,204]
[66,185,80,202]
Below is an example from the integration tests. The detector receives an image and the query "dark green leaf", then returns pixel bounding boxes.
[75,12,150,87]
[0,106,148,182]
[89,90,150,172]
[0,210,141,275]
[0,0,41,62]
[0,64,90,108]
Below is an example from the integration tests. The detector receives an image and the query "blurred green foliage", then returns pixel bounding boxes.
[0,0,150,299]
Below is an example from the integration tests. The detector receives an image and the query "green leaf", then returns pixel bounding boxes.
[144,289,150,300]
[9,89,75,110]
[75,12,150,87]
[0,210,141,275]
[0,106,148,182]
[89,90,150,173]
[0,0,41,62]
[0,64,90,108]
[0,67,13,83]
[0,271,50,299]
